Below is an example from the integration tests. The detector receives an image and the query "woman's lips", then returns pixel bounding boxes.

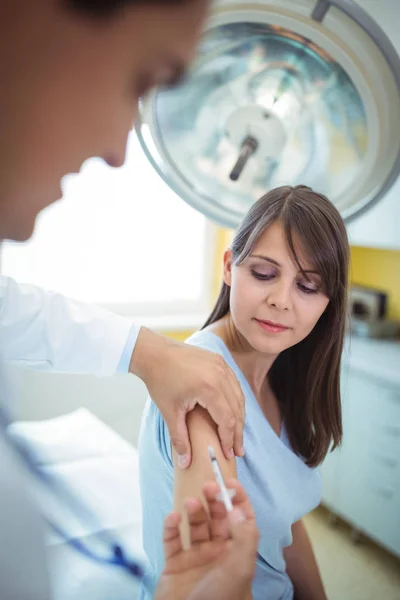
[255,319,290,333]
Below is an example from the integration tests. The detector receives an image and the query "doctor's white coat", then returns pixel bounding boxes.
[0,275,139,375]
[0,275,139,600]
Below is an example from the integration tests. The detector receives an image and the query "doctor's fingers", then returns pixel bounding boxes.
[204,480,259,581]
[224,367,245,458]
[163,511,183,559]
[170,409,192,469]
[203,479,256,524]
[227,507,259,579]
[162,498,211,561]
[162,505,224,572]
[183,498,211,546]
[170,358,245,465]
[205,367,244,461]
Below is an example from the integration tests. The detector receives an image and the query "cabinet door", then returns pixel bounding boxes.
[320,369,351,508]
[320,448,341,509]
[334,371,400,556]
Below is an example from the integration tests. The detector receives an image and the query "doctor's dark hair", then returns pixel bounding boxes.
[203,185,349,467]
[66,0,188,16]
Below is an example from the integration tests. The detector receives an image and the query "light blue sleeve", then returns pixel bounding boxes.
[149,398,173,467]
[138,395,174,598]
[116,323,141,373]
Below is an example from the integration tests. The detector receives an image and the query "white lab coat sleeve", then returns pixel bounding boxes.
[0,275,140,376]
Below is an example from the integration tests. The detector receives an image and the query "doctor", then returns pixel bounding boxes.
[0,0,259,598]
[0,0,246,468]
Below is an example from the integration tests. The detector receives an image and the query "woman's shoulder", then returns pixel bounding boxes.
[185,329,227,357]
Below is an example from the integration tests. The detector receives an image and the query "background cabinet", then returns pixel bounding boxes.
[320,359,400,557]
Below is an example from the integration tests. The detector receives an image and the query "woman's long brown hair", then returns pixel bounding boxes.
[203,185,350,467]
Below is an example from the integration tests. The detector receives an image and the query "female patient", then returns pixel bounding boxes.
[138,185,349,599]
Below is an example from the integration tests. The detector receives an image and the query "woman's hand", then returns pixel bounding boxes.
[154,479,259,600]
[130,328,245,467]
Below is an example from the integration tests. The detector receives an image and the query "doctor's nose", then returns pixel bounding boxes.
[105,152,126,169]
[104,134,129,169]
[104,117,134,169]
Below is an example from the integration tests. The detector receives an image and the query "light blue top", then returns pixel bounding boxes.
[117,323,140,373]
[138,330,322,599]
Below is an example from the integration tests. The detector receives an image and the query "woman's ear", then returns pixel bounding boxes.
[223,249,234,287]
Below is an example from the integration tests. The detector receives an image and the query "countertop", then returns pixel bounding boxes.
[343,335,400,389]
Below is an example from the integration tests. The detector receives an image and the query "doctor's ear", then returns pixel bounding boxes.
[222,249,234,287]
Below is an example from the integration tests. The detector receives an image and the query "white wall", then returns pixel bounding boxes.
[346,0,400,249]
[7,365,148,448]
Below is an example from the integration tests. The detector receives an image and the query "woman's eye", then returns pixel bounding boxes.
[251,269,275,281]
[297,281,319,294]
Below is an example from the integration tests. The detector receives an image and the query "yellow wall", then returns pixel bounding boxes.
[350,246,400,320]
[162,330,195,342]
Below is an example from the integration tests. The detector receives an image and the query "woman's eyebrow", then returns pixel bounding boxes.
[250,253,319,274]
[250,254,280,267]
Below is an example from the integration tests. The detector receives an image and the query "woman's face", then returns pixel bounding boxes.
[0,0,209,241]
[224,221,330,357]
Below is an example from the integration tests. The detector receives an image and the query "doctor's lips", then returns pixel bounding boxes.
[255,319,290,333]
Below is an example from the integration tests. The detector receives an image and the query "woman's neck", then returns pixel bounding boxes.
[205,315,277,397]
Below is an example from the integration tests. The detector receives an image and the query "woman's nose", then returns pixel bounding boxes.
[266,281,292,311]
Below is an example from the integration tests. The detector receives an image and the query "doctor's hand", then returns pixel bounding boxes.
[130,328,245,468]
[155,479,259,600]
